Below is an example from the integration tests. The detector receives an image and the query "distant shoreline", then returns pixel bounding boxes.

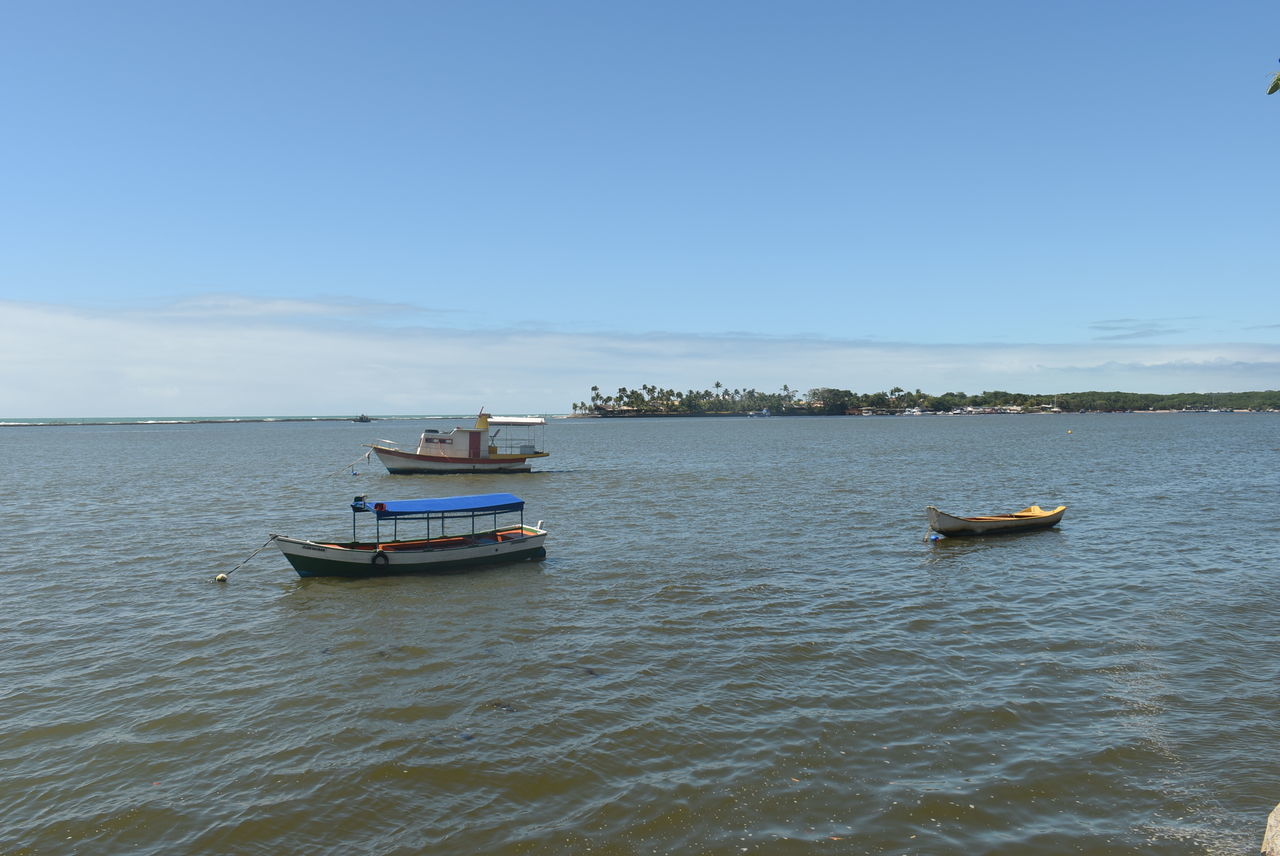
[0,415,505,428]
[3,409,1273,428]
[572,385,1280,416]
[571,408,1273,418]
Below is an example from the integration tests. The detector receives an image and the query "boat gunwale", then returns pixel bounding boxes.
[295,526,545,554]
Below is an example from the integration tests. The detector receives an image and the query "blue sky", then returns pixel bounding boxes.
[2,1,1277,416]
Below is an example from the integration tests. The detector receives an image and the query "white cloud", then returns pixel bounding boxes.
[1,298,1277,417]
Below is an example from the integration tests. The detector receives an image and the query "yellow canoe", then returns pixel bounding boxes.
[927,505,1066,536]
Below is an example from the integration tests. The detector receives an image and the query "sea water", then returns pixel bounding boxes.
[1,413,1277,854]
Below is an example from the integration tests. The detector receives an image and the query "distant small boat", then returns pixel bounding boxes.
[748,407,771,417]
[927,505,1066,536]
[274,493,548,578]
[353,414,372,423]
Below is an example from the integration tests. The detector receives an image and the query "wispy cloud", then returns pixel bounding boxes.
[1089,318,1194,341]
[2,297,1277,417]
[153,294,443,325]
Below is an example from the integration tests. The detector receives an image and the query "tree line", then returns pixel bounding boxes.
[570,384,1280,415]
[572,383,798,415]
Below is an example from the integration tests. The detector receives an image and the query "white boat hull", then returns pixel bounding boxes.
[368,445,542,474]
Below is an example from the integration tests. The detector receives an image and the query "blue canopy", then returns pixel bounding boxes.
[353,493,524,519]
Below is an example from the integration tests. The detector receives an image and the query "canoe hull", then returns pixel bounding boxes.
[274,529,548,578]
[927,505,1066,536]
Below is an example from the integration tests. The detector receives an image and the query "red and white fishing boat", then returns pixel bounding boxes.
[366,411,549,474]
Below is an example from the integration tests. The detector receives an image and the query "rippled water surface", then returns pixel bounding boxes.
[3,414,1279,854]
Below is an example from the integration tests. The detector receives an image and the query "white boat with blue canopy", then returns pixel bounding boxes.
[273,493,548,578]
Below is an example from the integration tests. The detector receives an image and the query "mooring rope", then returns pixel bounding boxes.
[328,449,373,477]
[214,534,278,582]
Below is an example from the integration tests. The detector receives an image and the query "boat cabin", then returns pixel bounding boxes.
[415,413,546,461]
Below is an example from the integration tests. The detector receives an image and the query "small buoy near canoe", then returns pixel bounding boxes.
[215,574,228,582]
